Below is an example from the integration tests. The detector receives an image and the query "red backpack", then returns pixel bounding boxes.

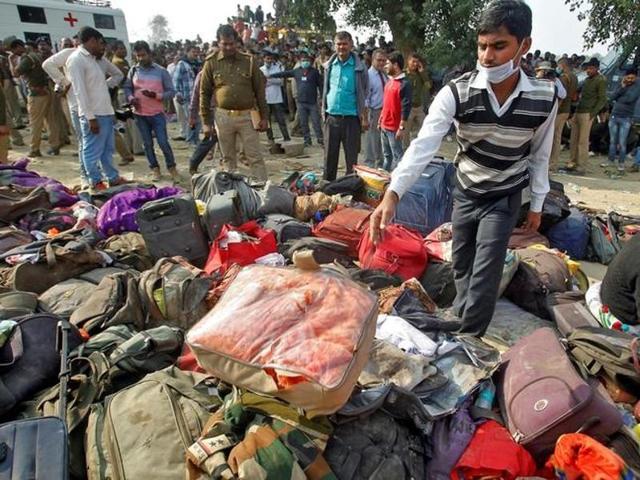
[358,223,428,281]
[313,207,372,257]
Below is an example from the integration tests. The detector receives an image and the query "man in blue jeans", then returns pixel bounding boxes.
[66,27,126,192]
[124,41,180,183]
[604,67,640,173]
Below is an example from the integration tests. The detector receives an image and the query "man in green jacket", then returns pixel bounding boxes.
[404,53,431,149]
[567,57,607,173]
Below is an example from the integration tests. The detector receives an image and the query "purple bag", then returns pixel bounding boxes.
[426,406,478,480]
[0,159,77,207]
[498,327,622,459]
[97,186,182,236]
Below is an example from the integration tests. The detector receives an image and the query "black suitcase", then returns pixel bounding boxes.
[203,190,241,241]
[0,319,74,480]
[136,194,209,267]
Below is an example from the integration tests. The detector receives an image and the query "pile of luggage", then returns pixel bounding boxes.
[0,156,639,479]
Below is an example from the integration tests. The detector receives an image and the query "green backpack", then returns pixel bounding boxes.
[567,326,640,392]
[86,367,220,480]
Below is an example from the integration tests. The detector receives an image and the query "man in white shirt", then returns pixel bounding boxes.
[66,27,126,192]
[370,0,558,337]
[260,51,291,143]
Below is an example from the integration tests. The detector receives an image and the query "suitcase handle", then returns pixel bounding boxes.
[142,200,179,219]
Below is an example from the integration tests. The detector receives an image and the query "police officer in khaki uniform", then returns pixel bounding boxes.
[200,24,268,181]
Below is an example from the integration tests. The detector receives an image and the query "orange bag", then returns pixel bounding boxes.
[546,433,631,480]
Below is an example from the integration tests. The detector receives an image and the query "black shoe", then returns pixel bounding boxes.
[46,148,60,156]
[172,136,186,141]
[28,150,42,158]
[15,124,27,130]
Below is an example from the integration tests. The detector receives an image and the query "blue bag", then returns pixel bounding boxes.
[394,159,456,236]
[547,207,590,260]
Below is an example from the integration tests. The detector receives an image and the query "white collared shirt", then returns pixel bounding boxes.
[260,62,284,104]
[65,46,122,119]
[389,68,558,212]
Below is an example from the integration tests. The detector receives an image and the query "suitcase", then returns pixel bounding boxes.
[136,194,209,267]
[551,301,599,337]
[0,319,73,480]
[203,190,242,241]
[498,327,622,460]
[261,214,312,243]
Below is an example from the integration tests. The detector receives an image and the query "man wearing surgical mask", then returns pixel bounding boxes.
[370,0,558,337]
[267,51,323,146]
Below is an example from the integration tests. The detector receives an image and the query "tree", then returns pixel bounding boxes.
[148,14,171,46]
[565,0,640,64]
[292,0,482,68]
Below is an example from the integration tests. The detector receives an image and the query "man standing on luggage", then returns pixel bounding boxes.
[10,39,63,158]
[66,27,126,192]
[260,51,291,144]
[371,0,558,337]
[566,57,607,174]
[364,49,387,168]
[321,31,369,181]
[124,41,180,183]
[200,25,269,181]
[379,51,411,172]
[266,51,323,147]
[404,53,431,149]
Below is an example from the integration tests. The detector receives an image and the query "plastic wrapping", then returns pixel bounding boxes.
[187,265,377,391]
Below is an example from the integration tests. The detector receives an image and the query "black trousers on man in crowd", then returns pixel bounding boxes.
[323,114,361,181]
[266,103,291,142]
[189,133,218,173]
[451,188,522,336]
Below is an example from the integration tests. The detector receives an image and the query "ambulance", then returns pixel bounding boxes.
[0,0,129,49]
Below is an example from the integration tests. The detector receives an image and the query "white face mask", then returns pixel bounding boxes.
[476,43,524,84]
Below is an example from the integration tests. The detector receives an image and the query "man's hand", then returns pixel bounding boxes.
[176,94,184,104]
[522,210,542,232]
[361,116,369,131]
[189,118,196,129]
[0,125,9,136]
[141,90,157,99]
[89,119,100,135]
[370,191,399,244]
[130,97,141,109]
[396,129,405,141]
[258,119,268,131]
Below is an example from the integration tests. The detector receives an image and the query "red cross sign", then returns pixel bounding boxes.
[64,13,78,27]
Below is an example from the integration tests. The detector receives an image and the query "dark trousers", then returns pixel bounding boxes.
[189,134,218,172]
[323,114,361,181]
[266,103,290,142]
[298,102,323,144]
[451,187,522,336]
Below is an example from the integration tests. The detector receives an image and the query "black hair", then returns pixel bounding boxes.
[387,51,404,70]
[334,31,353,43]
[217,24,237,41]
[113,40,126,50]
[623,67,637,76]
[478,0,532,43]
[78,26,103,44]
[36,37,50,46]
[9,39,25,50]
[132,40,151,54]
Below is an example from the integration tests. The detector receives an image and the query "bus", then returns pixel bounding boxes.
[0,0,129,49]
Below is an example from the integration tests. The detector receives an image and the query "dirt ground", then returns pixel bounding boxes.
[6,119,618,281]
[8,120,640,216]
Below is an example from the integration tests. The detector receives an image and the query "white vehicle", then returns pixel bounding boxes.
[0,0,129,48]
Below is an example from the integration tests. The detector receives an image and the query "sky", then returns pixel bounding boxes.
[109,0,609,56]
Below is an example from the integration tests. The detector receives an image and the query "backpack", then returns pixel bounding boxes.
[38,277,99,319]
[0,226,32,255]
[192,170,261,223]
[547,207,590,260]
[70,270,145,334]
[139,257,214,330]
[260,214,312,244]
[257,182,295,217]
[85,367,219,480]
[588,215,621,265]
[0,185,51,223]
[394,158,455,236]
[358,224,428,281]
[518,180,571,234]
[99,232,154,272]
[504,248,570,319]
[319,173,365,196]
[567,327,640,393]
[419,261,457,309]
[283,236,353,266]
[313,207,372,257]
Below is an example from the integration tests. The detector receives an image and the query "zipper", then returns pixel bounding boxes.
[166,385,196,450]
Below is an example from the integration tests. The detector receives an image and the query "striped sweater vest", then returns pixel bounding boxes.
[448,71,556,198]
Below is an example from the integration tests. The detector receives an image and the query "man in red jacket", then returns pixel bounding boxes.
[379,51,412,172]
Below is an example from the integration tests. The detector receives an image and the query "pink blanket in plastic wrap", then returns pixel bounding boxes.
[187,265,376,388]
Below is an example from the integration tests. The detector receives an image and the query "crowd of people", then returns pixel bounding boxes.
[0,3,638,193]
